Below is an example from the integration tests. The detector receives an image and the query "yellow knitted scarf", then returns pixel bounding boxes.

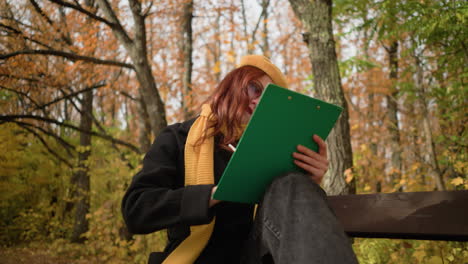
[163,104,217,263]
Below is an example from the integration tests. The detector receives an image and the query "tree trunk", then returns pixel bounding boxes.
[110,95,115,126]
[96,0,167,138]
[228,0,236,69]
[181,0,194,119]
[133,55,167,139]
[261,0,270,58]
[241,0,250,54]
[124,97,130,133]
[362,23,381,192]
[70,0,94,243]
[98,93,105,124]
[385,41,402,188]
[289,0,354,195]
[414,55,445,190]
[361,12,376,152]
[137,88,151,153]
[214,7,222,82]
[70,89,93,243]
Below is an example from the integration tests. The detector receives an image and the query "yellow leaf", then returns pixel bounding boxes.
[413,250,426,262]
[454,161,466,173]
[344,168,354,183]
[226,51,235,63]
[451,177,464,186]
[364,184,371,191]
[360,144,367,152]
[427,256,443,264]
[411,162,421,171]
[447,254,454,262]
[212,61,221,74]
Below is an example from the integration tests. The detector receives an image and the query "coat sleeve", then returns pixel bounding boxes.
[121,125,214,234]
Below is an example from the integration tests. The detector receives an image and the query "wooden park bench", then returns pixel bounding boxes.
[328,190,468,241]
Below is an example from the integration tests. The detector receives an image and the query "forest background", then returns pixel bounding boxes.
[0,0,466,263]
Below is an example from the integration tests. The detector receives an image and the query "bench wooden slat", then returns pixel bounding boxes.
[327,190,468,241]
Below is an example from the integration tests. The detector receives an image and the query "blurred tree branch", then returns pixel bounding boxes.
[19,124,74,168]
[0,49,134,69]
[0,114,140,153]
[36,83,106,110]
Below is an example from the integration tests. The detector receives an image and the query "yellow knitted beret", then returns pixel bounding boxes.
[238,55,288,88]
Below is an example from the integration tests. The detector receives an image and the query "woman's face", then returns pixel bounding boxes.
[242,74,273,123]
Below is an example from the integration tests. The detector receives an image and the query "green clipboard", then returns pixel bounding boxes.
[213,84,343,204]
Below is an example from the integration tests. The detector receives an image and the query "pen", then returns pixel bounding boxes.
[228,144,237,152]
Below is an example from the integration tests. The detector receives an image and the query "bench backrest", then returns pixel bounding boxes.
[327,190,468,241]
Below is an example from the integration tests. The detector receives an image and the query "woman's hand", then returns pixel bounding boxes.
[292,135,329,185]
[209,186,221,208]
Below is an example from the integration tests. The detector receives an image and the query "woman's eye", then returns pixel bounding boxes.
[248,84,262,97]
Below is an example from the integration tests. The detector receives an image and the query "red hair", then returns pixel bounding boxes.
[206,66,266,147]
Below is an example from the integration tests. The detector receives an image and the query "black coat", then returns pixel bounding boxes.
[122,119,255,264]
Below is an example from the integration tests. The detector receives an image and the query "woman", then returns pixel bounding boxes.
[122,55,358,264]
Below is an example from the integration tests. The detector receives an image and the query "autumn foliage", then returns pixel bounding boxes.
[0,0,466,263]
